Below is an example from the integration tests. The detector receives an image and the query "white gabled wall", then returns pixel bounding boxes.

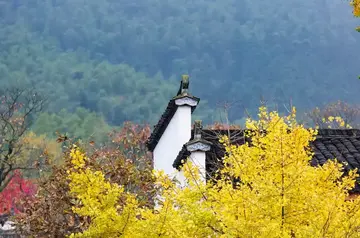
[153,106,192,176]
[175,151,206,186]
[189,151,207,183]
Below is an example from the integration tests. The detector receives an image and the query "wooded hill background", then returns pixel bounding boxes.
[0,0,359,142]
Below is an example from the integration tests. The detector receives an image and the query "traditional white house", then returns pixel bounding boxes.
[146,75,206,184]
[146,75,360,192]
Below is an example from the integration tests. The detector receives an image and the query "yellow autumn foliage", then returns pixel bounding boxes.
[67,107,360,237]
[321,115,352,128]
[351,0,360,17]
[350,0,360,31]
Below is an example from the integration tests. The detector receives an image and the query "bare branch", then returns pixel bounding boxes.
[0,86,46,190]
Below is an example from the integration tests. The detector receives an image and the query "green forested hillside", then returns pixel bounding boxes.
[0,0,359,138]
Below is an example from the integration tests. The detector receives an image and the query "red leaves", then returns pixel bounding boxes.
[109,121,152,163]
[110,121,150,144]
[0,171,37,214]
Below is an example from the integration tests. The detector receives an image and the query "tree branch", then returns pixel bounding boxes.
[0,172,14,192]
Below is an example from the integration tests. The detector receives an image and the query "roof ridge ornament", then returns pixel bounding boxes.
[177,74,190,96]
[185,120,212,152]
[174,75,199,106]
[194,120,202,139]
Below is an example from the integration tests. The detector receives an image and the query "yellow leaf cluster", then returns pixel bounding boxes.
[67,146,140,237]
[321,116,352,129]
[351,0,360,17]
[67,107,360,237]
[350,0,360,30]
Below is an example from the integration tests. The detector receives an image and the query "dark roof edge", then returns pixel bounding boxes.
[173,145,190,170]
[316,128,360,138]
[173,137,212,170]
[146,96,199,152]
[146,99,177,151]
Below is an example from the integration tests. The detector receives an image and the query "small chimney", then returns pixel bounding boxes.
[184,120,212,183]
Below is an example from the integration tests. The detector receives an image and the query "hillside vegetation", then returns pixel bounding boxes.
[0,0,359,136]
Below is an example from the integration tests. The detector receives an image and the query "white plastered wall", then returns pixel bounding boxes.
[175,150,207,186]
[189,151,206,183]
[153,106,192,177]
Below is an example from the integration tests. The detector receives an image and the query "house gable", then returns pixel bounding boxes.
[146,75,199,151]
[146,75,200,175]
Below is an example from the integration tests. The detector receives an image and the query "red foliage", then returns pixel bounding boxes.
[109,121,152,163]
[0,171,37,214]
[205,122,241,130]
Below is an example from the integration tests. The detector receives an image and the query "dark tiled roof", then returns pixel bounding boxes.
[146,99,177,151]
[173,129,247,170]
[174,129,360,193]
[312,129,360,193]
[173,144,191,169]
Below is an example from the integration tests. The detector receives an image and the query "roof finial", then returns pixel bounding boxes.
[177,74,190,95]
[194,120,202,139]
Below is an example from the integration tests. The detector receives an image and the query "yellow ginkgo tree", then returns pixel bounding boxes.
[67,107,360,237]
